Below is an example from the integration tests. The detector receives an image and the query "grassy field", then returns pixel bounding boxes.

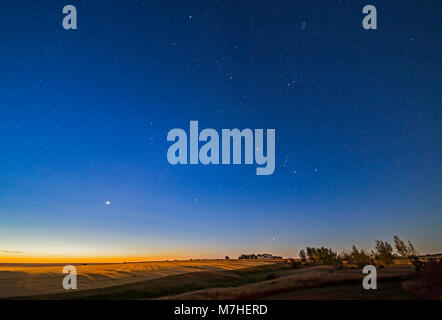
[0,259,418,300]
[160,264,416,300]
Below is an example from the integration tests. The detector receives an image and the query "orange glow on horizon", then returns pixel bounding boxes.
[0,243,226,264]
[0,251,225,264]
[0,255,195,264]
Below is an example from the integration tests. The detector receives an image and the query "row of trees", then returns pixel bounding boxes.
[298,247,341,265]
[298,236,418,267]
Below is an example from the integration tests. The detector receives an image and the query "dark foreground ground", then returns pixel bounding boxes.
[4,261,424,300]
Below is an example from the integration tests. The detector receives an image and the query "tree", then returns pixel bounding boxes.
[408,240,418,256]
[394,235,408,258]
[306,247,315,262]
[299,249,307,262]
[394,235,418,258]
[303,247,340,265]
[374,240,394,265]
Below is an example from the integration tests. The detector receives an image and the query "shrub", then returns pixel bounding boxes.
[409,255,424,272]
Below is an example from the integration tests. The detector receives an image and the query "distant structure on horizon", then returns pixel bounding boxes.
[238,253,282,259]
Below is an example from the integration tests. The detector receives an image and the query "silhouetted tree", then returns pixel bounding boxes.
[306,247,316,262]
[302,247,340,265]
[394,235,418,259]
[408,240,418,256]
[394,235,408,258]
[299,249,307,262]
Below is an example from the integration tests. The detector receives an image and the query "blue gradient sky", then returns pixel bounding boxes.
[0,1,441,262]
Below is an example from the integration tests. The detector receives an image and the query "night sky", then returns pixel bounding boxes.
[0,1,441,262]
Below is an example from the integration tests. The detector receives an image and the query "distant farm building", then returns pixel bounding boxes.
[238,253,282,259]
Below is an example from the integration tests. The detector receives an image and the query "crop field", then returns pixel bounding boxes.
[0,259,276,299]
